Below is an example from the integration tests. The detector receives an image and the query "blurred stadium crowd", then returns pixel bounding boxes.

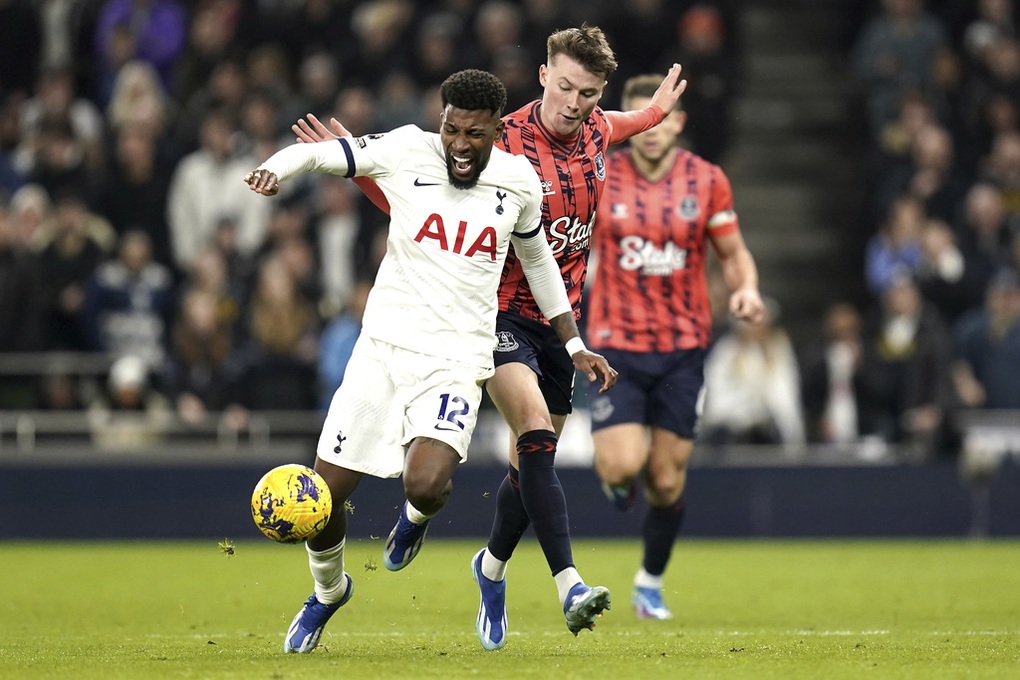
[0,0,1017,462]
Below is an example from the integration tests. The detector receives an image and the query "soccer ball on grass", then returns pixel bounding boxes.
[251,464,332,543]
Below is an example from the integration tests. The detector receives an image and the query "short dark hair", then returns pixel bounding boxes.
[546,24,618,80]
[440,69,507,117]
[622,74,663,104]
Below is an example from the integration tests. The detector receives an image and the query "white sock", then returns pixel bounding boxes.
[634,567,664,590]
[404,501,432,524]
[307,540,348,605]
[481,548,507,582]
[553,567,582,604]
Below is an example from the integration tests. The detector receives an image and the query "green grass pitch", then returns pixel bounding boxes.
[1,538,1017,679]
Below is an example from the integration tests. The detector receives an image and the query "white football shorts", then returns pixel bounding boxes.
[316,335,494,478]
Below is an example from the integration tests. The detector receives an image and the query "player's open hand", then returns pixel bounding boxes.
[729,287,766,324]
[651,63,688,113]
[572,350,619,394]
[293,113,351,143]
[243,168,280,196]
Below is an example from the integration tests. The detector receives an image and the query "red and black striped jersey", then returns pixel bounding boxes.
[586,147,740,352]
[495,101,611,322]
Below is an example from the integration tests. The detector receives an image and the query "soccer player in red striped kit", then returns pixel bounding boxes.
[585,74,765,620]
[292,28,687,648]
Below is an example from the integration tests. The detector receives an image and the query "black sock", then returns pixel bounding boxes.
[642,499,686,576]
[486,465,530,561]
[516,429,573,575]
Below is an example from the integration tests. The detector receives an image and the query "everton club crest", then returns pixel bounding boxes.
[593,152,606,181]
[679,195,700,220]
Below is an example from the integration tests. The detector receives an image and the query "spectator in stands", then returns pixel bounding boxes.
[873,92,938,183]
[701,298,806,446]
[93,0,187,106]
[162,286,245,429]
[859,272,954,457]
[801,302,867,445]
[952,267,1020,409]
[956,181,1017,269]
[98,121,175,267]
[0,0,42,101]
[875,123,969,224]
[274,0,352,68]
[294,52,341,127]
[33,187,115,351]
[865,194,925,296]
[173,0,244,107]
[236,89,287,167]
[317,278,372,411]
[166,107,270,274]
[0,99,25,199]
[236,255,320,411]
[186,244,244,336]
[174,59,247,153]
[81,229,175,368]
[960,36,1020,160]
[337,0,414,90]
[961,0,1017,67]
[916,217,990,324]
[106,60,175,140]
[467,1,525,72]
[657,3,739,163]
[313,177,362,316]
[245,44,295,118]
[0,199,44,409]
[18,66,105,177]
[87,352,172,452]
[979,130,1020,219]
[374,72,423,133]
[9,183,51,249]
[602,0,684,88]
[25,118,94,200]
[408,11,466,91]
[850,0,950,141]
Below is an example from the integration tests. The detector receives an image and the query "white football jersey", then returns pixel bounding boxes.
[339,125,543,366]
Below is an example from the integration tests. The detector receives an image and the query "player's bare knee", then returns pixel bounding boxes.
[403,475,451,515]
[646,475,684,505]
[596,457,640,487]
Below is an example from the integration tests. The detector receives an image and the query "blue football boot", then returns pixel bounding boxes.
[382,502,430,571]
[283,575,354,653]
[563,583,612,635]
[470,549,508,650]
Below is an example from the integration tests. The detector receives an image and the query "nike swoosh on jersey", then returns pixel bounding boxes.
[434,421,463,432]
[414,178,441,187]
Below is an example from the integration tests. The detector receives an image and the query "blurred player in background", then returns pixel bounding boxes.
[293,25,686,649]
[585,74,765,620]
[246,69,614,653]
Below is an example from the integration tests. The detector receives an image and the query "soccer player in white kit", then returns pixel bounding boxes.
[243,69,617,653]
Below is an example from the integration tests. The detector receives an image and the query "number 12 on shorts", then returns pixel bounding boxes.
[435,393,469,431]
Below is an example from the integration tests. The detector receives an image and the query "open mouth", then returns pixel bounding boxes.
[451,153,475,178]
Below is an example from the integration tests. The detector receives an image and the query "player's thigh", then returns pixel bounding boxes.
[316,337,406,478]
[486,360,553,436]
[647,348,707,442]
[401,354,491,465]
[593,423,649,482]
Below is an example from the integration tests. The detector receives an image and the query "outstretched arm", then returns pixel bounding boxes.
[292,113,391,214]
[605,63,687,145]
[243,140,351,196]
